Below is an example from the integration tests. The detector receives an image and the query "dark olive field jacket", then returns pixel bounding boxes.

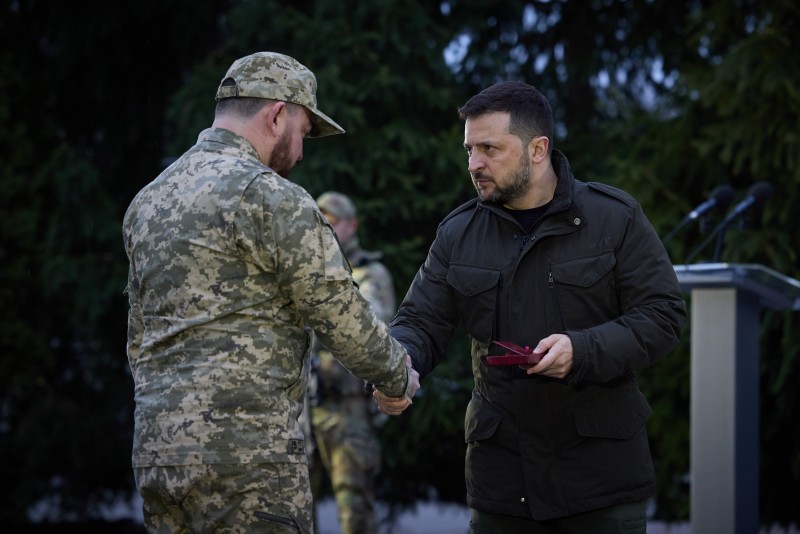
[391,150,686,520]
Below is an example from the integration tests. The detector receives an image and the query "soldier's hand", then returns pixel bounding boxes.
[373,356,419,415]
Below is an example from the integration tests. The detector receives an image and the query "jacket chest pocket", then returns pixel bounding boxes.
[550,251,618,331]
[447,264,501,344]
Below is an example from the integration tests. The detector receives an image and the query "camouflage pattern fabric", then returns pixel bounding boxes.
[308,235,396,534]
[215,51,344,138]
[135,462,312,534]
[123,127,411,530]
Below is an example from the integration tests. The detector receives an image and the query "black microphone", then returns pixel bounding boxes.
[717,181,773,226]
[684,182,773,263]
[688,184,736,221]
[662,184,735,245]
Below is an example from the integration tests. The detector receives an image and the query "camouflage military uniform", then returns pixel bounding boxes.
[308,195,396,533]
[124,101,412,532]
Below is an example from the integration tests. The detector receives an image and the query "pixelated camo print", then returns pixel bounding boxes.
[123,127,409,468]
[136,463,313,533]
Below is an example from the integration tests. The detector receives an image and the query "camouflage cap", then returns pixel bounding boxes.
[215,52,345,138]
[316,191,357,220]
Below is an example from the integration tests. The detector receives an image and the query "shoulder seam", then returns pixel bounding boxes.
[441,198,480,226]
[587,182,637,207]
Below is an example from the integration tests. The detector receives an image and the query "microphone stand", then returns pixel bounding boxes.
[712,226,727,262]
[687,209,752,263]
[685,221,727,264]
[685,182,772,264]
[662,185,735,246]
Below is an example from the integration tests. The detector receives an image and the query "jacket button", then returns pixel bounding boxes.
[573,218,581,225]
[520,497,526,503]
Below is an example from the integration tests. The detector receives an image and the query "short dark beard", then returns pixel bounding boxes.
[474,151,531,204]
[268,131,294,178]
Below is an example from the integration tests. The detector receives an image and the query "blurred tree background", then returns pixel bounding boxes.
[1,0,798,530]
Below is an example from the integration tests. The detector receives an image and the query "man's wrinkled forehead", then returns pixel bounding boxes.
[464,112,513,145]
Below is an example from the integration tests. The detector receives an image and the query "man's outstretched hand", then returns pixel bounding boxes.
[373,356,419,415]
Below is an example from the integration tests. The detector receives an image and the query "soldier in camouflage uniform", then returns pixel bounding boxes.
[308,192,395,534]
[123,52,419,534]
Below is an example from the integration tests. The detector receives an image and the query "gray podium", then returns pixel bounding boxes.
[673,263,800,534]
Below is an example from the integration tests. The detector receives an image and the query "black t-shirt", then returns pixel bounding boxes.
[504,202,551,233]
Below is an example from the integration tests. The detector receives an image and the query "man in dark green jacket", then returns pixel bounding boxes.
[375,81,686,533]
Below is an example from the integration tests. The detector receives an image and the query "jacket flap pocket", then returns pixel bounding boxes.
[574,390,651,440]
[551,252,616,288]
[447,264,501,297]
[465,405,503,443]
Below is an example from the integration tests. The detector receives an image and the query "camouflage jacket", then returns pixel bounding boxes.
[311,238,396,400]
[123,127,410,467]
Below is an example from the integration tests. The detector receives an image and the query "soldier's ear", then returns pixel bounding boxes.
[263,101,287,136]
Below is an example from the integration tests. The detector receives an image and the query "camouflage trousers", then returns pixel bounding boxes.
[134,462,313,534]
[310,397,381,534]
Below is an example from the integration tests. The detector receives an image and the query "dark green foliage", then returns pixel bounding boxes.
[0,0,227,526]
[2,0,799,528]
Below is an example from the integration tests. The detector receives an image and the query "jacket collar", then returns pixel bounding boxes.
[198,127,262,163]
[549,149,576,212]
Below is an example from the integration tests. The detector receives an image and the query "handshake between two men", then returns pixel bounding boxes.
[373,355,420,416]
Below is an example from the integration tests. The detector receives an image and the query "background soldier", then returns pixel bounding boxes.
[308,191,396,534]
